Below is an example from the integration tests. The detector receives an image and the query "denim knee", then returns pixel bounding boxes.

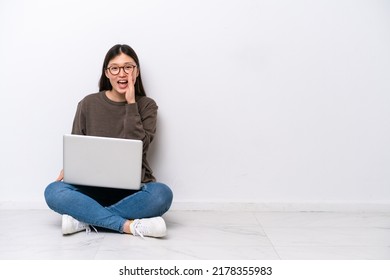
[44,182,58,210]
[144,182,173,213]
[44,182,57,204]
[44,181,67,210]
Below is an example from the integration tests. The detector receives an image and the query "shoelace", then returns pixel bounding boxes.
[132,220,146,239]
[86,225,99,235]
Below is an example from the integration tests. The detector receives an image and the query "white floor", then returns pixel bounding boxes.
[0,209,390,260]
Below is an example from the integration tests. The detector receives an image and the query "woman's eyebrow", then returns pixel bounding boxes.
[108,62,135,66]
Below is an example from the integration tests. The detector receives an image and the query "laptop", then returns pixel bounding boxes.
[63,134,143,190]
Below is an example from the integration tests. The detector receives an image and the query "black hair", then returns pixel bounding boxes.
[98,44,146,96]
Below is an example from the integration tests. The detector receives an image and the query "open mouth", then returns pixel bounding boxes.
[117,80,128,89]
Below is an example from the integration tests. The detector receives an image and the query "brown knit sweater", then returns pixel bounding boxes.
[71,91,158,183]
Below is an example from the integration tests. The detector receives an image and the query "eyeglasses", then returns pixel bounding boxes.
[106,64,137,75]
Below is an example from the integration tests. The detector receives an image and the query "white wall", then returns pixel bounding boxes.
[1,0,389,210]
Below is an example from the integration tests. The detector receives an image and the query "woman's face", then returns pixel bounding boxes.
[105,53,139,95]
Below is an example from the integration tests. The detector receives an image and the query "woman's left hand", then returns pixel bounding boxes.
[125,70,137,104]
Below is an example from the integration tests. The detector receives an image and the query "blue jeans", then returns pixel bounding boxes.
[44,181,173,233]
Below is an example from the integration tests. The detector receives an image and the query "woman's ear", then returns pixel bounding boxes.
[105,69,110,78]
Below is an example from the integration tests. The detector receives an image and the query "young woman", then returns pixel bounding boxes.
[44,44,173,238]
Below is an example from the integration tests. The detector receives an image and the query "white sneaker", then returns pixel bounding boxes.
[62,214,90,235]
[130,217,167,238]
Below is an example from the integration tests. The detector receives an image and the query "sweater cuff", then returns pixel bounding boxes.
[125,102,139,115]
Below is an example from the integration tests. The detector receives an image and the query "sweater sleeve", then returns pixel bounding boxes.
[71,101,86,135]
[123,98,158,150]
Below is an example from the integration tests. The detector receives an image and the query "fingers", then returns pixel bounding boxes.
[56,169,64,181]
[125,73,136,104]
[130,71,137,85]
